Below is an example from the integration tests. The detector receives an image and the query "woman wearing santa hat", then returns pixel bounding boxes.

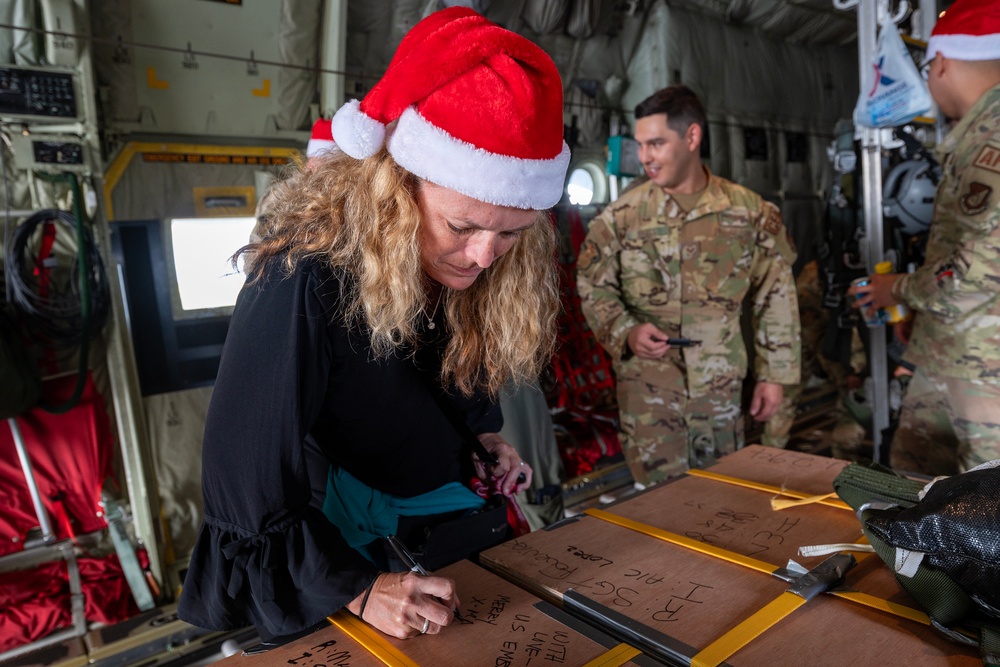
[178,7,570,646]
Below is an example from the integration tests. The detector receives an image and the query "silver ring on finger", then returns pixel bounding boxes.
[420,617,430,634]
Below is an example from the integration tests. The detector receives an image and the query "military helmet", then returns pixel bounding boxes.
[883,159,935,235]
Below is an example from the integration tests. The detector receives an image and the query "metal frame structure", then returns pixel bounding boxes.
[834,0,939,463]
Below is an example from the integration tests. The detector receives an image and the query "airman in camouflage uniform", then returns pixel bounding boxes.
[762,260,825,449]
[850,9,1000,475]
[577,86,800,487]
[762,260,869,454]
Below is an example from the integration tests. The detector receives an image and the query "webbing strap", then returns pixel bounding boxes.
[690,592,806,667]
[829,590,929,624]
[860,511,975,627]
[982,626,1000,666]
[327,610,643,667]
[580,643,643,667]
[832,463,925,510]
[584,508,777,575]
[584,509,925,624]
[327,611,419,667]
[770,493,838,510]
[686,469,852,511]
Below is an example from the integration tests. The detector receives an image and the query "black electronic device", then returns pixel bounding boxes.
[0,65,79,121]
[651,336,702,347]
[10,133,89,173]
[667,337,701,347]
[32,139,84,165]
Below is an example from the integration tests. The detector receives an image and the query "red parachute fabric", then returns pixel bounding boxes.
[547,209,622,478]
[0,373,112,555]
[0,373,141,652]
[0,554,142,652]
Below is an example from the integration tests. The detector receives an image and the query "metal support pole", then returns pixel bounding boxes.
[856,0,890,462]
[7,417,57,544]
[918,0,937,42]
[319,0,348,116]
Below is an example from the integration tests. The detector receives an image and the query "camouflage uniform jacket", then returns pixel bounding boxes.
[894,83,1000,382]
[577,170,801,394]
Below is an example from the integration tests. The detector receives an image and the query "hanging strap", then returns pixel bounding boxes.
[413,359,499,466]
[428,386,499,466]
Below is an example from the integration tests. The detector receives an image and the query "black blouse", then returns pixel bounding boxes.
[178,257,501,640]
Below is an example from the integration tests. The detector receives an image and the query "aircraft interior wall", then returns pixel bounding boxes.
[91,0,320,137]
[619,1,857,277]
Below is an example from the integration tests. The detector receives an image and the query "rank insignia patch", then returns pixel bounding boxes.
[762,209,782,236]
[960,182,992,216]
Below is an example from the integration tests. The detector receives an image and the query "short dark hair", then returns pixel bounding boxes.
[635,85,707,137]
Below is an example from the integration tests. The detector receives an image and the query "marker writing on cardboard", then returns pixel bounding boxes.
[385,534,464,622]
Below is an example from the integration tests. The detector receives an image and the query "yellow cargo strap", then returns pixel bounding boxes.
[691,578,930,667]
[770,492,838,510]
[581,643,644,667]
[686,469,852,511]
[583,508,926,625]
[327,611,420,667]
[830,589,929,624]
[326,610,646,667]
[584,508,778,575]
[690,591,807,667]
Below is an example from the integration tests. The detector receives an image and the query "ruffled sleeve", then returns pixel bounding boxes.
[178,259,377,639]
[179,510,375,639]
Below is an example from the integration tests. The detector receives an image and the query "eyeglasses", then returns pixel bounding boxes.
[920,58,935,81]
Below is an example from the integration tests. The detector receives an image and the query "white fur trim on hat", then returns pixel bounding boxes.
[927,33,1000,61]
[330,99,387,159]
[387,107,571,210]
[306,138,338,158]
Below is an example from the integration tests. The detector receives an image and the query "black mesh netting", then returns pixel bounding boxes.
[865,465,1000,616]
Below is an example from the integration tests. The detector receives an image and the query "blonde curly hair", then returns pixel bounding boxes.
[243,149,560,398]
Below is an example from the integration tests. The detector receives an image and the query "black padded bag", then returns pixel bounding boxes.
[864,466,1000,616]
[834,462,1000,666]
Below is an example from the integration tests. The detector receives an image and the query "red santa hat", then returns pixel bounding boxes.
[306,118,337,159]
[331,7,570,210]
[926,0,1000,62]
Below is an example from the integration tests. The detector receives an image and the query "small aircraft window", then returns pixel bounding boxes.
[169,217,256,312]
[567,167,596,205]
[786,131,808,163]
[566,161,609,205]
[744,127,769,161]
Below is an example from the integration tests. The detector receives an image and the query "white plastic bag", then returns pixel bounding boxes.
[853,18,932,128]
